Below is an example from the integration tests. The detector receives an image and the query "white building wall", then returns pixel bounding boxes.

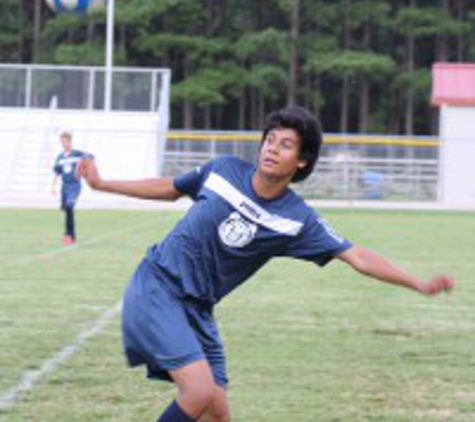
[439,106,475,206]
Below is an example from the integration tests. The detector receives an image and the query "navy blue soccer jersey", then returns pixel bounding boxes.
[53,150,88,186]
[146,156,352,305]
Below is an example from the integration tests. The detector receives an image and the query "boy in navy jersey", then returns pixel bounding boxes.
[52,131,90,245]
[77,106,454,422]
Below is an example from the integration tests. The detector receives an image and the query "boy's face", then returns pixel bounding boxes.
[258,127,307,181]
[60,134,72,152]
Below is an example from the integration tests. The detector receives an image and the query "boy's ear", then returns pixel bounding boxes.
[297,159,307,169]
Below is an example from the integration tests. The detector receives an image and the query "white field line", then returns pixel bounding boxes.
[0,218,158,411]
[2,218,158,269]
[0,301,122,412]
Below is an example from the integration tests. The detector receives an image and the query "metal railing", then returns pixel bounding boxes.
[0,64,171,112]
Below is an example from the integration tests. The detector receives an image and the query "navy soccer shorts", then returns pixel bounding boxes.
[121,258,228,387]
[61,184,81,210]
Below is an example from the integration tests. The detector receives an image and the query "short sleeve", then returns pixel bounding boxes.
[284,213,352,266]
[53,156,62,175]
[173,159,215,200]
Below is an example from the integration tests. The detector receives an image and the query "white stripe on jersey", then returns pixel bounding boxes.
[58,156,81,166]
[317,217,345,244]
[204,172,303,236]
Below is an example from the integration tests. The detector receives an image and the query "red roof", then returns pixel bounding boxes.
[432,63,475,106]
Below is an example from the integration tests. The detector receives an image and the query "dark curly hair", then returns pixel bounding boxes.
[261,106,323,183]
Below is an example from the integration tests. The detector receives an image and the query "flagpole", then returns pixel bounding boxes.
[104,0,114,111]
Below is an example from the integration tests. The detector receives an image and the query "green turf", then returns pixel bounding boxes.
[0,208,474,421]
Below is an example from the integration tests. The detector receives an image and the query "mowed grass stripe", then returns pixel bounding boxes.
[0,302,121,411]
[1,218,160,269]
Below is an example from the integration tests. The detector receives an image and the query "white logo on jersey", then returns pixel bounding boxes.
[218,212,257,248]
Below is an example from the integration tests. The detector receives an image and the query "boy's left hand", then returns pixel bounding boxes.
[418,275,455,296]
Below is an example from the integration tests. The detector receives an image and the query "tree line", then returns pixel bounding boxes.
[1,0,474,134]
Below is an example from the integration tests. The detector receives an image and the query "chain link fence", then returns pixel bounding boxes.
[163,132,439,201]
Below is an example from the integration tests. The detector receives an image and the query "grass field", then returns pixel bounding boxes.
[0,207,474,422]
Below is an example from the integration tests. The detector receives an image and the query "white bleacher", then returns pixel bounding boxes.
[0,64,170,209]
[0,109,165,209]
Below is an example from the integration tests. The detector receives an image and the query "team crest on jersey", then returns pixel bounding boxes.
[218,212,257,248]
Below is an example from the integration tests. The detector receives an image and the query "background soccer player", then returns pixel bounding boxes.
[52,130,90,245]
[77,106,454,422]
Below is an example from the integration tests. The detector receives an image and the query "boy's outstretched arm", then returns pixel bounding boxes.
[337,245,454,296]
[76,158,183,201]
[51,174,59,196]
